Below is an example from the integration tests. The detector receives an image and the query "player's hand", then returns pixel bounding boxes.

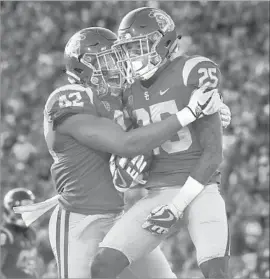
[219,102,231,128]
[142,204,181,235]
[109,154,149,192]
[188,82,222,118]
[177,83,223,127]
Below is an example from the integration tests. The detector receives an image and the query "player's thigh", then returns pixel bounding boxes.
[49,205,119,278]
[126,246,177,278]
[49,205,97,278]
[185,184,230,266]
[100,188,180,263]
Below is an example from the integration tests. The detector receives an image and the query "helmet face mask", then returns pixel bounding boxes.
[64,27,125,96]
[113,7,177,82]
[5,199,34,227]
[113,31,163,82]
[3,188,35,227]
[81,49,124,92]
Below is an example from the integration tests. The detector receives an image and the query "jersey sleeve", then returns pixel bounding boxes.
[182,56,222,90]
[44,84,96,129]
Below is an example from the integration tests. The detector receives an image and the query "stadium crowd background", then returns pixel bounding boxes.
[1,1,269,278]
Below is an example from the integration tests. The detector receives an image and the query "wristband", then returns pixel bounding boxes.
[176,107,196,127]
[171,176,204,213]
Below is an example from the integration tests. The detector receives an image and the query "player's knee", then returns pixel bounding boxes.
[200,256,230,279]
[91,247,130,278]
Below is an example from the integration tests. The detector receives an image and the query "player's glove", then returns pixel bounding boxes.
[219,102,231,128]
[109,154,151,192]
[189,83,222,118]
[142,204,181,235]
[176,82,222,127]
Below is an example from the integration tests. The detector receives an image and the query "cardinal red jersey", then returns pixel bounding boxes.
[123,55,222,188]
[44,84,124,215]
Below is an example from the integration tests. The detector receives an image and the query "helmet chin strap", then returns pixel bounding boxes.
[132,59,159,80]
[140,66,159,80]
[125,61,135,84]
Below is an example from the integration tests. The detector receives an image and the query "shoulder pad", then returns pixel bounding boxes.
[44,84,96,125]
[0,227,14,245]
[182,56,220,87]
[45,84,94,112]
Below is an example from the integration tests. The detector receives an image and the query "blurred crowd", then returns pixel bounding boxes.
[1,1,269,278]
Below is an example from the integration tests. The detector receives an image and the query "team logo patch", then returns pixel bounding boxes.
[65,33,86,58]
[149,10,175,33]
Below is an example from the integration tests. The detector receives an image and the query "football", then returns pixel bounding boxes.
[115,151,154,172]
[111,151,154,192]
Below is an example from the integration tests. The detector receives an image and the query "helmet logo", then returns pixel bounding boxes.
[65,33,86,58]
[149,10,175,33]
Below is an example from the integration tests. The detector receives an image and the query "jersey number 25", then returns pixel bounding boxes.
[133,100,192,155]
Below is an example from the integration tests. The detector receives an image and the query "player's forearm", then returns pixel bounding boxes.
[190,113,223,184]
[66,113,183,158]
[171,113,223,215]
[190,148,222,185]
[121,115,183,157]
[121,105,202,157]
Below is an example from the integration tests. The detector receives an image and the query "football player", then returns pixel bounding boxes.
[1,188,38,279]
[90,8,231,279]
[42,27,222,278]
